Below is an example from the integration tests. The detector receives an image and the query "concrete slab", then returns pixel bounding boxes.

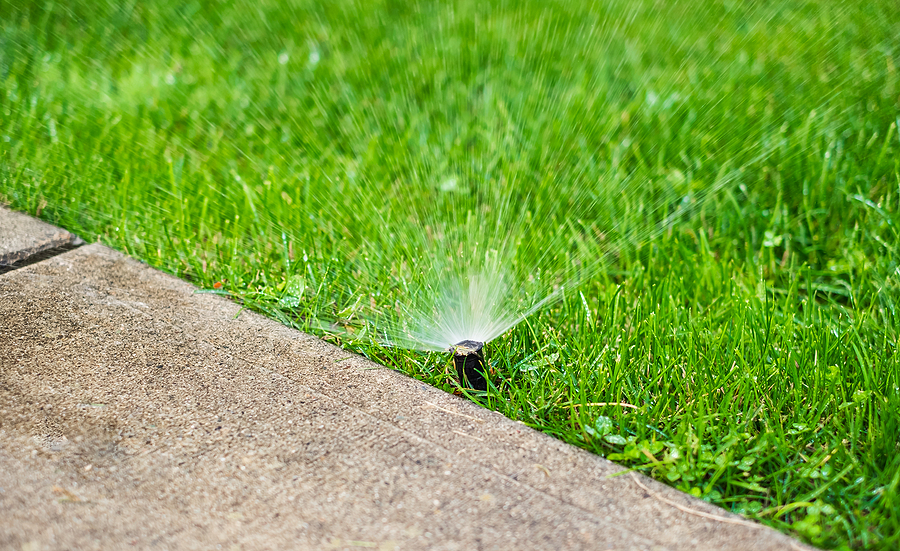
[0,206,82,271]
[0,243,811,551]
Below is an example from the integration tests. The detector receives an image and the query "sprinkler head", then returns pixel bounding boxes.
[452,340,488,391]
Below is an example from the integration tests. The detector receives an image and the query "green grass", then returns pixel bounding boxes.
[2,1,899,548]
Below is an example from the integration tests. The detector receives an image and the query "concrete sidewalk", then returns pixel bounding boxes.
[0,208,82,273]
[0,207,810,550]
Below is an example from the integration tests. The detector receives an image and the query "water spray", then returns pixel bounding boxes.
[451,340,488,391]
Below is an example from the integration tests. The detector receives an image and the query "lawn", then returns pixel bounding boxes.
[2,1,898,548]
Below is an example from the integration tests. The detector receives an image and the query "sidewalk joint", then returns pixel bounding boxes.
[0,239,84,275]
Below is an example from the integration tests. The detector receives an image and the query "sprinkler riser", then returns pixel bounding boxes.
[452,340,488,391]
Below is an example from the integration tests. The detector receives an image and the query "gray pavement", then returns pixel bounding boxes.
[0,207,81,270]
[0,207,811,550]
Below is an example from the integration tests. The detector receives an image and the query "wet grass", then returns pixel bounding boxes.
[2,1,899,548]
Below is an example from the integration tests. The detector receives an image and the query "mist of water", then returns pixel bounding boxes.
[3,0,880,355]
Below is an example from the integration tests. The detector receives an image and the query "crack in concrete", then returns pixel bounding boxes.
[0,240,85,275]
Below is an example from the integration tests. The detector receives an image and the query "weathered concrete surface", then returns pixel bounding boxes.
[0,206,81,268]
[0,243,811,551]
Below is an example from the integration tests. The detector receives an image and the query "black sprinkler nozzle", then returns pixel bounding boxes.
[452,340,488,391]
